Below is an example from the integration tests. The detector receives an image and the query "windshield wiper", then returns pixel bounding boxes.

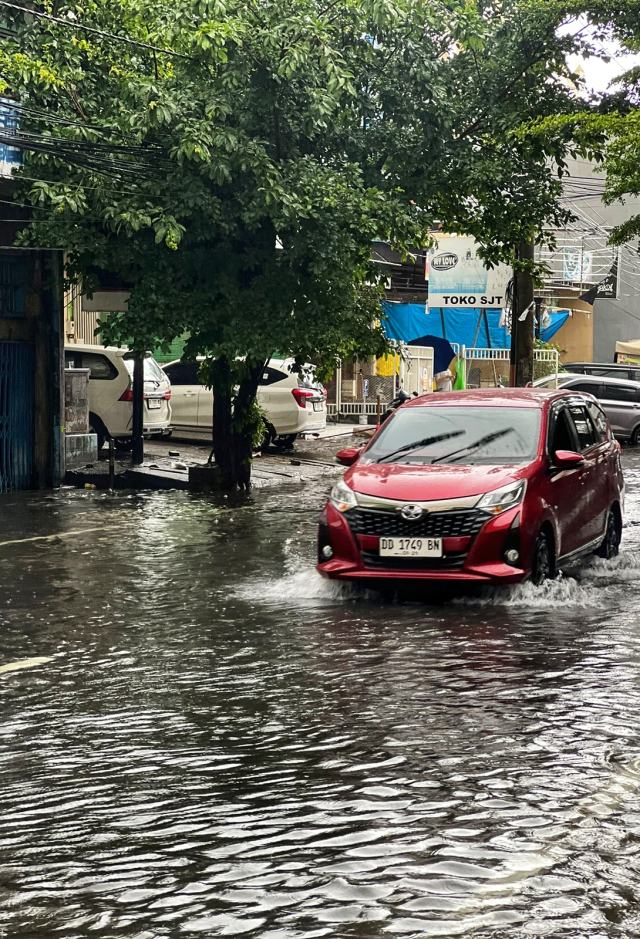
[430,428,515,465]
[375,430,464,464]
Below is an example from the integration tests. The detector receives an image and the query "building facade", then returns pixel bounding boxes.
[537,156,640,363]
[0,153,64,491]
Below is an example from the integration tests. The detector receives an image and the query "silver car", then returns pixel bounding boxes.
[535,372,640,444]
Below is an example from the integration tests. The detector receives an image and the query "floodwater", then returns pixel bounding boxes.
[2,451,640,939]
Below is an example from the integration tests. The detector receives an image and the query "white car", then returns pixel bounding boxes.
[163,357,327,447]
[64,343,172,449]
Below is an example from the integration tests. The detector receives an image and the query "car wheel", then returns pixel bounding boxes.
[631,426,640,447]
[596,509,620,560]
[89,418,106,452]
[260,424,275,453]
[531,530,553,585]
[274,434,297,450]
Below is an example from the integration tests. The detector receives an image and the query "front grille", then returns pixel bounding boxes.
[347,507,487,540]
[360,551,467,571]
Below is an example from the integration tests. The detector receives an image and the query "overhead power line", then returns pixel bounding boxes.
[0,0,191,58]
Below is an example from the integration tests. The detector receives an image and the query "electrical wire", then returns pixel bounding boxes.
[0,0,191,58]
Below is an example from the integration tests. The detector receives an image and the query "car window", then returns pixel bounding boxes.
[568,404,597,451]
[162,362,200,385]
[563,380,601,396]
[124,356,169,384]
[600,369,633,379]
[583,367,625,378]
[602,384,640,403]
[76,352,117,380]
[549,408,576,454]
[363,406,541,465]
[586,401,608,442]
[259,366,289,386]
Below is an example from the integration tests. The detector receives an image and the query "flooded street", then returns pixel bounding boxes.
[2,449,640,938]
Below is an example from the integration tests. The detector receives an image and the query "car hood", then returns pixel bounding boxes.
[345,461,529,502]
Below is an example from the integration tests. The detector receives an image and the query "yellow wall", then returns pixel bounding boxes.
[550,298,593,363]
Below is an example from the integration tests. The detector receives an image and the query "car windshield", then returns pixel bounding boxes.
[124,355,166,384]
[363,406,541,465]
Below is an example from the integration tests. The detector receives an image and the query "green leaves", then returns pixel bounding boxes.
[3,0,604,373]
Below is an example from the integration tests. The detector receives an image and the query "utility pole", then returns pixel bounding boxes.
[132,352,144,465]
[534,297,542,341]
[510,239,534,386]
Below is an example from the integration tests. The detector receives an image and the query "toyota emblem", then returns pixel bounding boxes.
[400,504,423,521]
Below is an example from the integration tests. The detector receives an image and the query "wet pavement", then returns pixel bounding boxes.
[2,447,640,938]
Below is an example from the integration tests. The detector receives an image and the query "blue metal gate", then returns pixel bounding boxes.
[0,341,35,492]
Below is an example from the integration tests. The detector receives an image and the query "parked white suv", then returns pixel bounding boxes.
[64,343,172,449]
[163,357,327,447]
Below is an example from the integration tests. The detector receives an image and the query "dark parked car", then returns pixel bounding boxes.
[536,373,640,444]
[318,388,624,587]
[564,361,640,382]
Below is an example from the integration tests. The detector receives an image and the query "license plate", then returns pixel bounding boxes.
[379,537,442,558]
[147,398,162,409]
[313,402,324,411]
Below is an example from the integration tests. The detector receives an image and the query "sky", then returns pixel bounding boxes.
[570,47,640,94]
[561,17,640,95]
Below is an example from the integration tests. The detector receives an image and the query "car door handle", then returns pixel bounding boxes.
[184,391,197,397]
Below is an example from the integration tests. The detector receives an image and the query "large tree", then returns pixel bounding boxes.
[1,0,593,486]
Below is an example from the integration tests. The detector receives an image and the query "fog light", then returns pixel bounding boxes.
[505,548,519,564]
[322,545,334,560]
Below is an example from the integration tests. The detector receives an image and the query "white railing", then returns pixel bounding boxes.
[327,347,559,415]
[462,346,559,388]
[465,348,510,360]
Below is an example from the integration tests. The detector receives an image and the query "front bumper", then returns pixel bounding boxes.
[317,502,526,584]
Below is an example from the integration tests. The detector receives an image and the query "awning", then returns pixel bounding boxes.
[382,303,570,348]
[615,339,640,357]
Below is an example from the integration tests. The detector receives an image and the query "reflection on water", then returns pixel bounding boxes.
[1,455,640,937]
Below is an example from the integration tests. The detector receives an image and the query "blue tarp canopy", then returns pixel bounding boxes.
[382,303,570,349]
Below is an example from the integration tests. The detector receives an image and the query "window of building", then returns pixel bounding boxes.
[0,256,26,317]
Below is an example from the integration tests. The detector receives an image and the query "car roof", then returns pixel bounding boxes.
[405,388,566,409]
[163,357,296,367]
[560,372,640,388]
[65,342,127,355]
[566,361,632,368]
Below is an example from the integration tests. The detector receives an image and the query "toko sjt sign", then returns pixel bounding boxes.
[427,236,512,309]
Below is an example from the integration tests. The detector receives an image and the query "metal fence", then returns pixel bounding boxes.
[0,341,35,492]
[463,348,559,388]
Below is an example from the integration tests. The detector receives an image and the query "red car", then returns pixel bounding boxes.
[317,389,624,586]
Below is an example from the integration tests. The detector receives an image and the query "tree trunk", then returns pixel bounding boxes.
[209,357,265,490]
[510,238,535,387]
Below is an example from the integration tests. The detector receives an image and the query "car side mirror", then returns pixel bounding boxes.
[336,447,361,467]
[551,449,585,469]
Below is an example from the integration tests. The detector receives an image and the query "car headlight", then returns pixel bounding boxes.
[477,479,526,515]
[329,478,358,512]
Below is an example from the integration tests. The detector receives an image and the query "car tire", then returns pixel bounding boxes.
[274,434,297,450]
[260,424,275,453]
[89,417,106,452]
[630,425,640,447]
[531,530,554,585]
[596,509,620,560]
